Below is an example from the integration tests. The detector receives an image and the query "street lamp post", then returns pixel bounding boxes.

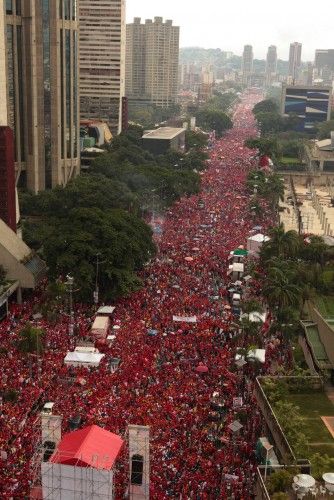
[66,275,74,336]
[94,253,100,305]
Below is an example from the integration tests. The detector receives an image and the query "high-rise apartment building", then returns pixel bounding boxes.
[242,45,253,84]
[1,0,80,193]
[315,49,334,72]
[126,17,179,108]
[265,45,277,84]
[288,42,302,83]
[79,0,126,134]
[314,49,334,84]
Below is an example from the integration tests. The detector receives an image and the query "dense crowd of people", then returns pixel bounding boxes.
[0,92,284,498]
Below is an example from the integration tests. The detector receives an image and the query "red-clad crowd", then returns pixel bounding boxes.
[0,92,287,499]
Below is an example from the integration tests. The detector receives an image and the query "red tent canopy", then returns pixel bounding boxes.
[50,425,124,470]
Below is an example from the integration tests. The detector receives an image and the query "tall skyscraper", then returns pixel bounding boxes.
[1,0,80,193]
[242,45,253,84]
[314,49,334,72]
[126,17,180,108]
[0,2,7,127]
[288,42,302,83]
[79,0,126,134]
[265,45,277,84]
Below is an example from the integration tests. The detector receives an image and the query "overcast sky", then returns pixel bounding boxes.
[126,0,333,61]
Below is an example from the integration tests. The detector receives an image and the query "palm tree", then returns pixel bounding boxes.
[262,174,285,208]
[17,323,45,354]
[240,317,262,343]
[265,224,301,259]
[262,267,302,310]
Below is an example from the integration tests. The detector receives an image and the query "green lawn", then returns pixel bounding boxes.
[284,392,334,456]
[315,295,334,318]
[280,156,301,165]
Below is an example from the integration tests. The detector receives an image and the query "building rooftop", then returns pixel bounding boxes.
[142,127,186,140]
[316,138,334,151]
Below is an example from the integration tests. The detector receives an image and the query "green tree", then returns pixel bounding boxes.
[42,207,156,300]
[274,401,307,456]
[262,267,302,310]
[263,224,301,259]
[316,119,334,140]
[240,299,263,314]
[185,130,208,150]
[205,91,236,113]
[300,235,328,266]
[311,453,334,480]
[253,99,279,115]
[195,109,233,137]
[261,174,285,209]
[255,112,283,135]
[240,317,262,342]
[18,323,45,354]
[267,469,294,495]
[245,137,281,158]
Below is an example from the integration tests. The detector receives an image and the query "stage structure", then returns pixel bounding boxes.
[128,425,150,499]
[41,425,124,499]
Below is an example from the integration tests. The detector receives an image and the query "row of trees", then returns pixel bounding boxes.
[195,91,234,137]
[21,127,208,301]
[128,102,181,129]
[253,99,303,135]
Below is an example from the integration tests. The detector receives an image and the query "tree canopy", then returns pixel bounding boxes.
[195,109,233,137]
[21,126,207,301]
[316,119,334,140]
[253,99,278,115]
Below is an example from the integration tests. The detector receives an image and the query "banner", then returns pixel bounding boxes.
[172,315,197,323]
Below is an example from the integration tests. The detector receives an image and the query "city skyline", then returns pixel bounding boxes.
[126,0,334,60]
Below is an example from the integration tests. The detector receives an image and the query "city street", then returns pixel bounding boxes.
[0,92,281,498]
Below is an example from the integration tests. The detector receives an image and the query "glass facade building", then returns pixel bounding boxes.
[2,0,80,192]
[281,85,332,133]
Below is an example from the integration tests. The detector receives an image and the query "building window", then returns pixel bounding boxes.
[43,0,51,187]
[6,25,15,158]
[60,29,64,159]
[73,30,78,156]
[131,454,144,485]
[17,25,25,161]
[72,0,77,21]
[64,0,70,20]
[16,0,21,15]
[6,0,13,15]
[65,29,71,158]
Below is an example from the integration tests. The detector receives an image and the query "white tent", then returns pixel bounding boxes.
[247,349,266,363]
[235,349,266,364]
[249,311,266,323]
[97,306,115,316]
[228,262,244,280]
[64,351,105,368]
[247,233,270,256]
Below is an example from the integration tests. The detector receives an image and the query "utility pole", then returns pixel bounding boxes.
[94,253,100,305]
